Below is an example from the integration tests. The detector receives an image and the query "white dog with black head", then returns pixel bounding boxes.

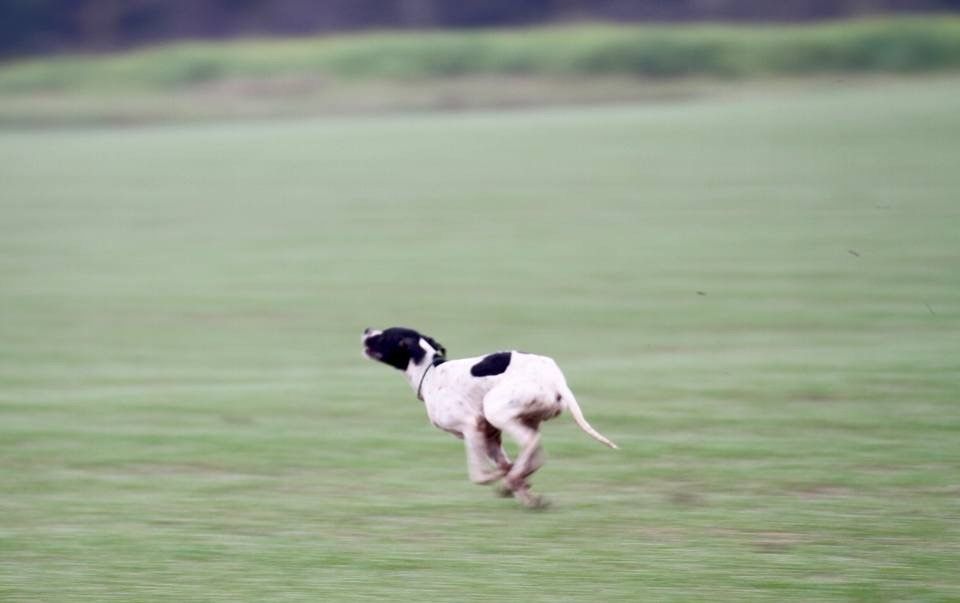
[362,327,617,508]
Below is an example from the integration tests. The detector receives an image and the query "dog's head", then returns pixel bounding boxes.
[362,327,446,371]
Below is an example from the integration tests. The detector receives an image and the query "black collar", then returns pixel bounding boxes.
[416,356,445,401]
[416,363,434,401]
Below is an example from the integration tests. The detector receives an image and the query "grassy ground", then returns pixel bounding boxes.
[1,77,959,601]
[0,74,754,127]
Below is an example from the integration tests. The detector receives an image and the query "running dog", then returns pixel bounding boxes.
[361,327,617,508]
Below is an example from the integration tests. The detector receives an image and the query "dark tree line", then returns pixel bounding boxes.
[2,0,959,57]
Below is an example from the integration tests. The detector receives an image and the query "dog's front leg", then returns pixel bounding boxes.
[483,430,517,498]
[463,428,507,485]
[479,422,512,474]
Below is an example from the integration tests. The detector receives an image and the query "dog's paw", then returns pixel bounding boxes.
[519,492,551,510]
[471,469,507,485]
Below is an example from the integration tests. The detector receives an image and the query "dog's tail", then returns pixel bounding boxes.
[559,386,618,449]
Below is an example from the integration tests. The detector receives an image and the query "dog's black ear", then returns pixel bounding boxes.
[393,335,423,364]
[422,335,446,359]
[398,335,419,351]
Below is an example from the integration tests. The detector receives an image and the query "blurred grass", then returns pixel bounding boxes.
[1,77,959,601]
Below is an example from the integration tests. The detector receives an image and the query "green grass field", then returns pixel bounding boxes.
[1,77,959,601]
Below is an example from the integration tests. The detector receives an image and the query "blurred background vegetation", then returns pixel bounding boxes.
[1,1,960,126]
[3,0,960,58]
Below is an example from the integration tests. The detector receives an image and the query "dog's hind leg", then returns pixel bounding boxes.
[483,387,550,508]
[499,419,547,508]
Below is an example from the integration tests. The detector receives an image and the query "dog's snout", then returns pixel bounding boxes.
[363,327,372,336]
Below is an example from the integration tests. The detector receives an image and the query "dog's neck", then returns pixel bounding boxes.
[404,339,443,400]
[406,360,431,401]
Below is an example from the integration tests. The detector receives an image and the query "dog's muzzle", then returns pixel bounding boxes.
[362,328,382,359]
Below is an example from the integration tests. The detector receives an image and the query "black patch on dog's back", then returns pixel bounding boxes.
[471,352,512,377]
